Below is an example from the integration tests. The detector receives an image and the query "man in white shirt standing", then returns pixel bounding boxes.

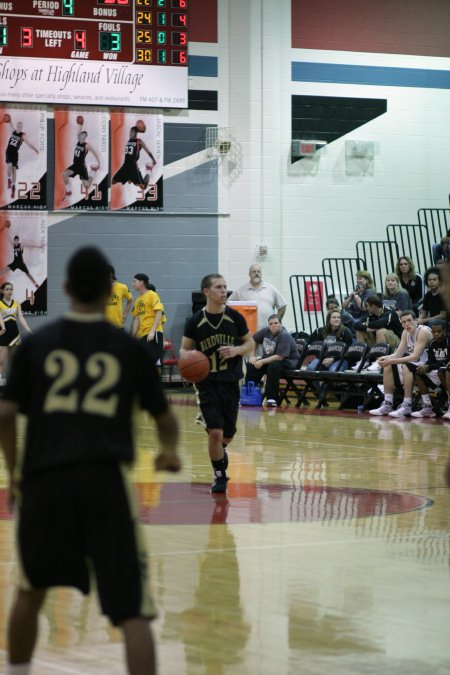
[228,264,287,330]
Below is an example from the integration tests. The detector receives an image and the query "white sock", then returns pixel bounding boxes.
[7,665,31,675]
[403,397,412,405]
[421,395,432,406]
[385,394,394,404]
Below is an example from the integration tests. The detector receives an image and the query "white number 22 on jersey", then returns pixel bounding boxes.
[43,349,120,417]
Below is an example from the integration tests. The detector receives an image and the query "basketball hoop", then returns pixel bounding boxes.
[205,127,235,159]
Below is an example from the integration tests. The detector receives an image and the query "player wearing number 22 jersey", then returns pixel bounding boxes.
[182,274,252,494]
[0,247,180,674]
[4,316,169,475]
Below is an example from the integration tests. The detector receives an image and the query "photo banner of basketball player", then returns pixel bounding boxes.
[110,112,163,212]
[54,110,109,211]
[0,108,47,211]
[0,211,47,316]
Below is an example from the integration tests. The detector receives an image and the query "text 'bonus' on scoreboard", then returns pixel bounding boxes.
[0,0,189,108]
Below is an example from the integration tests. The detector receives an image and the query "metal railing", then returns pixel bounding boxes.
[321,257,366,302]
[289,274,333,334]
[386,223,431,274]
[417,208,450,259]
[356,240,399,292]
[290,212,445,336]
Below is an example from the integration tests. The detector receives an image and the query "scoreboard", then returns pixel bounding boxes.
[0,0,189,107]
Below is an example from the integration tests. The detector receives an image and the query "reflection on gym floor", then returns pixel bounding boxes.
[1,392,450,674]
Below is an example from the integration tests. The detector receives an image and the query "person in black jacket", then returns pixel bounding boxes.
[309,309,353,348]
[354,295,402,348]
[396,256,423,314]
[417,267,446,326]
[325,296,355,334]
[307,309,353,374]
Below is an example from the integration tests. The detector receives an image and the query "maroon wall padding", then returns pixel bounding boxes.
[189,0,218,43]
[292,0,450,57]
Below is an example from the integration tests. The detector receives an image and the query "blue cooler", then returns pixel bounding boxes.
[240,381,263,406]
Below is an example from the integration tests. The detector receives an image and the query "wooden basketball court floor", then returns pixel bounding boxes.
[1,390,450,674]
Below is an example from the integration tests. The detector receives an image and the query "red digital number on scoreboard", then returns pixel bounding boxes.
[21,27,33,49]
[172,31,187,46]
[74,30,86,51]
[172,13,187,27]
[171,50,187,64]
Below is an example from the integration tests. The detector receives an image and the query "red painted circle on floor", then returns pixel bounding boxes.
[135,483,432,525]
[0,484,431,525]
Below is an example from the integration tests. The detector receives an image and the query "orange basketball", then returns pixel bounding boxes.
[136,119,146,132]
[178,350,210,383]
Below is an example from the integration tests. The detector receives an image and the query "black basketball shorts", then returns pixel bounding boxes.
[17,461,156,626]
[197,380,240,438]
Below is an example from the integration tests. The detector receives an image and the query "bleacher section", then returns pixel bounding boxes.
[290,207,447,334]
[285,205,449,411]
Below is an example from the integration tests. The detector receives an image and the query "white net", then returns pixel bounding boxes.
[205,127,235,158]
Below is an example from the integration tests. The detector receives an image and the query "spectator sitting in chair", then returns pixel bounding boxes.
[306,310,353,384]
[244,315,299,407]
[354,295,402,349]
[325,296,356,335]
[410,320,450,418]
[341,270,376,320]
[432,229,450,265]
[369,310,432,417]
[309,309,353,351]
[417,267,446,326]
[396,256,423,315]
[382,273,412,313]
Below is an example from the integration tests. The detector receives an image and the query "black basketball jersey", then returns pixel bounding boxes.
[426,336,450,370]
[13,241,23,262]
[124,138,141,164]
[3,313,169,478]
[7,130,24,152]
[72,141,87,166]
[183,306,249,382]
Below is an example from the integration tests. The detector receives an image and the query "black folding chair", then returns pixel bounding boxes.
[341,341,369,373]
[292,340,345,408]
[314,342,369,408]
[336,342,391,410]
[280,341,325,407]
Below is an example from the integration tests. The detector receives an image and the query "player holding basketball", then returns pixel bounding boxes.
[63,117,101,200]
[4,115,39,200]
[0,246,180,675]
[181,274,253,493]
[112,125,156,192]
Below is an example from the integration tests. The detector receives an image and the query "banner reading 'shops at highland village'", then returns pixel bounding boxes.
[0,211,47,315]
[54,110,109,210]
[110,112,163,211]
[0,108,47,210]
